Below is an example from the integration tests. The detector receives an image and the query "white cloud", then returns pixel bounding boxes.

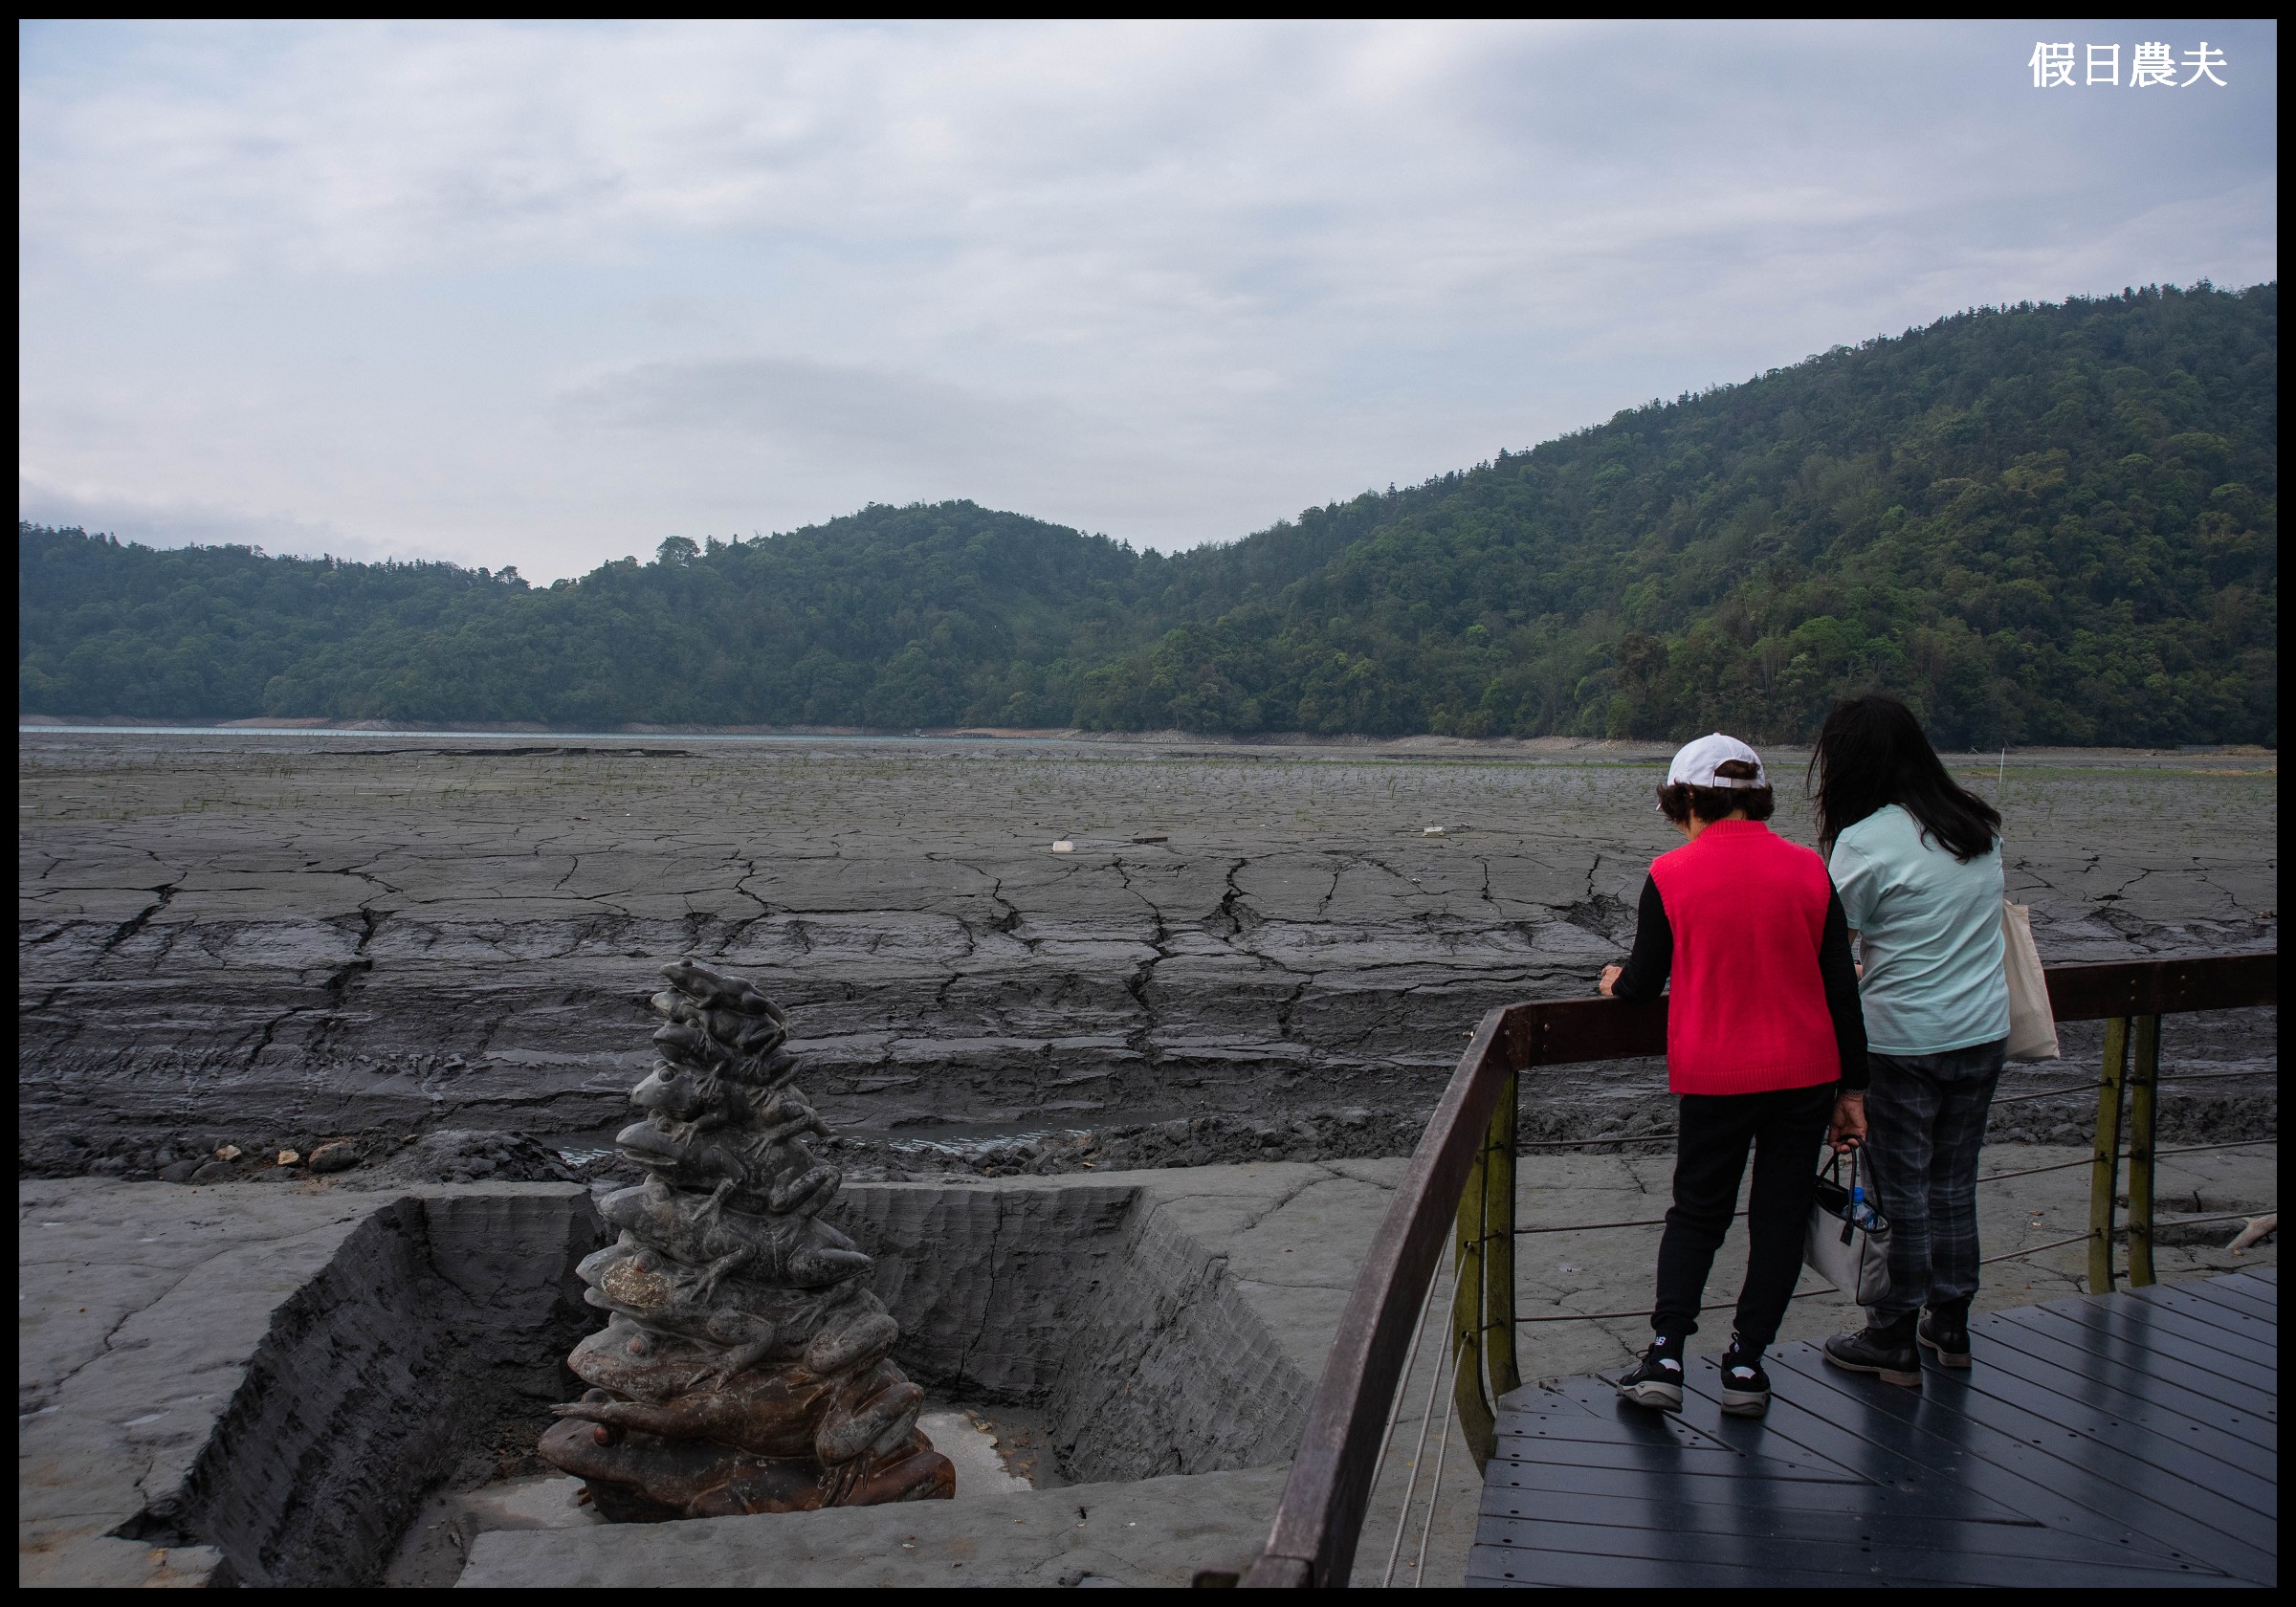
[17,19,2279,580]
[13,477,468,567]
[564,357,1041,460]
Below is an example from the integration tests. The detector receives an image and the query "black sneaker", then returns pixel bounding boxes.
[1822,1321,1922,1388]
[1717,1338,1770,1418]
[1918,1309,1972,1370]
[1615,1332,1686,1410]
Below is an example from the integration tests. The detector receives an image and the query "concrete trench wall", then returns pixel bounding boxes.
[841,1179,1314,1482]
[84,1176,1308,1586]
[142,1190,604,1587]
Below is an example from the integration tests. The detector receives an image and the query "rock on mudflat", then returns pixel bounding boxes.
[307,1140,361,1174]
[540,960,954,1520]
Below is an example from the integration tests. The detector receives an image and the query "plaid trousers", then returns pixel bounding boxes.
[1861,1040,2006,1322]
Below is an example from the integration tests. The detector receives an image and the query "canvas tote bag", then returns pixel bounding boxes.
[2001,899,2060,1061]
[1806,1147,1893,1307]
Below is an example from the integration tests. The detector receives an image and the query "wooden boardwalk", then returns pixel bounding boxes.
[1468,1269,2277,1588]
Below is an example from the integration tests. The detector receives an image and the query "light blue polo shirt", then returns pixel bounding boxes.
[1828,804,2009,1056]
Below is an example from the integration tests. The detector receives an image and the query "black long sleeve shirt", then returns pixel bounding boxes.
[1610,872,1868,1090]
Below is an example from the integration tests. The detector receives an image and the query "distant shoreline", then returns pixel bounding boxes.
[14,715,2275,764]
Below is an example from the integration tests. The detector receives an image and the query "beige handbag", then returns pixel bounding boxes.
[1806,1147,1893,1306]
[2001,899,2060,1061]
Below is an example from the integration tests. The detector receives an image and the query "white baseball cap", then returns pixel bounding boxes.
[1666,733,1767,788]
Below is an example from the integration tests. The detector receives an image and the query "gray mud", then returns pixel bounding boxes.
[17,733,2277,1180]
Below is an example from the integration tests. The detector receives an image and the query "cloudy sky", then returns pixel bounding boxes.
[18,19,2279,581]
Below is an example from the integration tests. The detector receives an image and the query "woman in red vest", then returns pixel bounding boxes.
[1599,734,1868,1418]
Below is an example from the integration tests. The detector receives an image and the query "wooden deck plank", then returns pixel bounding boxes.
[1549,1366,2168,1549]
[1968,1322,2278,1474]
[2136,1297,2276,1348]
[1469,1514,2221,1588]
[1982,1302,2276,1418]
[1464,1534,1923,1590]
[1486,1435,1855,1482]
[1947,1332,2286,1496]
[2176,1277,2279,1323]
[1913,1363,2279,1536]
[1486,1459,1879,1506]
[1463,1543,2246,1590]
[2186,1288,2279,1330]
[1473,1486,2201,1569]
[2042,1296,2279,1388]
[2034,1291,2280,1384]
[1989,1305,2280,1425]
[1490,1408,1860,1482]
[1492,1391,1743,1449]
[1471,1276,2278,1588]
[1540,1368,1969,1490]
[1764,1346,2280,1580]
[2130,1282,2279,1340]
[1466,1549,1888,1588]
[1761,1349,2277,1580]
[2050,1288,2273,1357]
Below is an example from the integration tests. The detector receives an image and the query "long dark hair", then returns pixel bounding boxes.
[1809,695,2000,861]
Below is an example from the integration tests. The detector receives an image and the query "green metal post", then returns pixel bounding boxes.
[2086,1017,2129,1294]
[2127,1016,2159,1288]
[1483,1071,1522,1403]
[1451,1138,1496,1468]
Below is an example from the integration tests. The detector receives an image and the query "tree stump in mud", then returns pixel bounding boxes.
[539,959,953,1519]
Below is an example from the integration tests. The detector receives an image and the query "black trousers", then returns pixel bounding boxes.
[1651,1082,1836,1349]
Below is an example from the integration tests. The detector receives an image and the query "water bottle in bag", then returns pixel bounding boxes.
[1808,1151,1893,1307]
[1849,1185,1882,1232]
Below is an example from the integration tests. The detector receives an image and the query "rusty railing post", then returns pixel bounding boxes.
[2126,1015,2159,1288]
[2086,1016,2129,1294]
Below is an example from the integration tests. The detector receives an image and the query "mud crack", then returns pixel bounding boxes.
[99,882,181,954]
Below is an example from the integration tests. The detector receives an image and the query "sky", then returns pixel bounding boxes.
[17,19,2279,582]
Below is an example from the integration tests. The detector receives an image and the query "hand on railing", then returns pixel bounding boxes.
[1598,964,1622,997]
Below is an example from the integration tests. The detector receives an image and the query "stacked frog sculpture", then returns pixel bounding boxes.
[539,959,954,1519]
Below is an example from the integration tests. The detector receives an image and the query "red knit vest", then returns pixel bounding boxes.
[1646,820,1841,1096]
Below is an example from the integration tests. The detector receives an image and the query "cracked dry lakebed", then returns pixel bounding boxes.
[16,730,2279,1176]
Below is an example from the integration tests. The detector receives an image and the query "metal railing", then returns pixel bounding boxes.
[1235,952,2277,1588]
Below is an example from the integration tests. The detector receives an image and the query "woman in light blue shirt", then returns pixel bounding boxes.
[1808,696,2007,1389]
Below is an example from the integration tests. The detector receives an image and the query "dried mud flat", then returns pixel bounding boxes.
[17,732,2278,1181]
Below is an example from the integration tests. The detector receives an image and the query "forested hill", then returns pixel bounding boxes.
[18,281,2277,745]
[19,505,1146,731]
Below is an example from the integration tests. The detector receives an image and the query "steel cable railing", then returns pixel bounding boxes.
[1236,953,2278,1589]
[1363,1271,1440,1556]
[1375,1274,1450,1588]
[1512,1063,2277,1149]
[1501,1131,2279,1322]
[1407,1363,1455,1590]
[1507,1129,2277,1233]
